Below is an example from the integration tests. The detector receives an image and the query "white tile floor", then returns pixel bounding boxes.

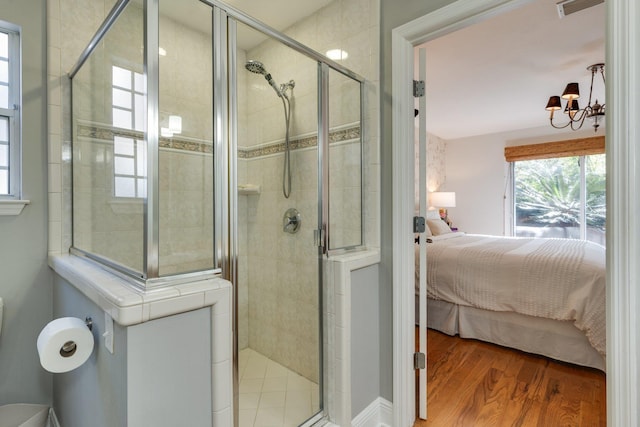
[238,348,320,427]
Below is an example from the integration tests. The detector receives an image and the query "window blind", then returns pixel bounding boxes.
[504,136,605,162]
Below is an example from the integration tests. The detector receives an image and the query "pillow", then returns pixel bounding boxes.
[427,219,452,236]
[423,220,433,237]
[426,210,441,220]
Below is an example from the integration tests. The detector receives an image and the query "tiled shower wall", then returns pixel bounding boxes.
[236,0,380,382]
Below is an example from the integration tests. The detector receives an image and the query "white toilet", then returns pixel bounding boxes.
[0,404,49,427]
[0,300,50,427]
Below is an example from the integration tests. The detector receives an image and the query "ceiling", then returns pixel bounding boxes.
[165,0,604,140]
[163,0,333,50]
[419,0,606,140]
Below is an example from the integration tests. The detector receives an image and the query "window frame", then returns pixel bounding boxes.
[510,153,606,244]
[111,64,146,199]
[0,21,22,201]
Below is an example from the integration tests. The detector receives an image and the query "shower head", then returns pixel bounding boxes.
[245,60,283,97]
[245,60,267,75]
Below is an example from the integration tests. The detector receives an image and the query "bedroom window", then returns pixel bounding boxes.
[0,24,21,199]
[512,154,606,245]
[505,137,606,245]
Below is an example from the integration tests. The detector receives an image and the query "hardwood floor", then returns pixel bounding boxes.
[414,329,606,427]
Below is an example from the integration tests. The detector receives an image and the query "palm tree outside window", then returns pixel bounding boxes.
[513,154,606,246]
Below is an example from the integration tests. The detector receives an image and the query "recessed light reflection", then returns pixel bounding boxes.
[326,49,348,61]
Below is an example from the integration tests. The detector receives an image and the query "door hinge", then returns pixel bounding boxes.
[413,80,425,97]
[314,228,325,248]
[413,216,425,233]
[414,352,426,370]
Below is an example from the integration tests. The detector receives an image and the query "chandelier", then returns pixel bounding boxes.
[545,63,605,132]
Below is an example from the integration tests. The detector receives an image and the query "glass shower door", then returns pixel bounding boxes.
[233,19,322,427]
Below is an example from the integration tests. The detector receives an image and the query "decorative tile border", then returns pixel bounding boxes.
[239,125,361,159]
[76,123,360,159]
[77,123,214,154]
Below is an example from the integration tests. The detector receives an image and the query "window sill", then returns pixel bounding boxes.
[0,200,30,216]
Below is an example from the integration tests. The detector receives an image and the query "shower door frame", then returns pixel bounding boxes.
[215,1,366,425]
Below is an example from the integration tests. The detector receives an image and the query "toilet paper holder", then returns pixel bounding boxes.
[59,317,93,358]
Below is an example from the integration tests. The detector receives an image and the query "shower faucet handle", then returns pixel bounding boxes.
[283,208,301,234]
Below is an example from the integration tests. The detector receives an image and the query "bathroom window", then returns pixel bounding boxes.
[112,65,144,131]
[113,136,147,198]
[0,25,21,199]
[112,65,146,198]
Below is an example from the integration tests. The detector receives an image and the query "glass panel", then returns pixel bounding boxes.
[112,88,131,108]
[328,69,362,250]
[114,135,134,155]
[157,0,214,276]
[114,156,134,175]
[585,154,606,246]
[236,20,321,425]
[0,116,7,141]
[0,59,8,83]
[112,107,132,129]
[0,169,7,194]
[0,84,7,109]
[0,32,8,58]
[134,94,144,131]
[71,1,144,273]
[112,66,132,89]
[0,145,7,166]
[514,157,581,239]
[115,176,136,197]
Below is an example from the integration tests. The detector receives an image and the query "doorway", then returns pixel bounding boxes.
[392,0,640,425]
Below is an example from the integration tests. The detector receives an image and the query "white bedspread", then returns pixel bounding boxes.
[420,234,606,356]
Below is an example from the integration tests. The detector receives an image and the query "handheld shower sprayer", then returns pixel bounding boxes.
[245,60,295,198]
[245,60,285,97]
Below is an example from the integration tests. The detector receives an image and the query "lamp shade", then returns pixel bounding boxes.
[545,96,562,111]
[429,191,456,208]
[564,99,580,116]
[561,82,580,100]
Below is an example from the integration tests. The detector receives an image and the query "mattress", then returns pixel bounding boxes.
[415,233,606,369]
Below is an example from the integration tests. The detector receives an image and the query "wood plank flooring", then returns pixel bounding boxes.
[414,329,606,427]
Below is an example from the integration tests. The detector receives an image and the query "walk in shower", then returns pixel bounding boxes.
[68,0,364,425]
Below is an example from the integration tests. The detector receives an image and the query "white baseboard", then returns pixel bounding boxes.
[351,397,393,427]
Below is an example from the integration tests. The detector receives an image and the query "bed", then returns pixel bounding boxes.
[415,225,606,371]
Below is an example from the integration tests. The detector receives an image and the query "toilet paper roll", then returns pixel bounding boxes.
[37,317,94,373]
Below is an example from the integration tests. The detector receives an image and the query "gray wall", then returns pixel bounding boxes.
[350,265,380,416]
[0,0,51,406]
[378,0,457,402]
[52,277,127,427]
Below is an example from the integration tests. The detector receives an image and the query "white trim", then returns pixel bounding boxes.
[391,26,416,427]
[351,397,393,427]
[606,1,640,425]
[0,199,29,215]
[392,0,639,425]
[326,249,380,427]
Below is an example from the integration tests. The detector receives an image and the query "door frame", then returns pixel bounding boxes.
[391,0,640,425]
